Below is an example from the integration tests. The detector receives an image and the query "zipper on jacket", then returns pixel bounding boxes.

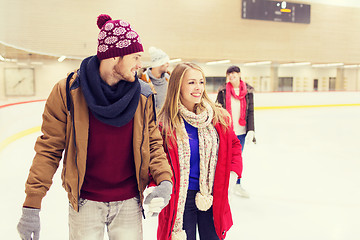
[71,110,80,211]
[68,82,80,211]
[139,95,150,217]
[167,151,177,239]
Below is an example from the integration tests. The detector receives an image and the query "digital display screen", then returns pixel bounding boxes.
[242,0,311,24]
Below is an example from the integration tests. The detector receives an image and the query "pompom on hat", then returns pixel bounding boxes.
[149,46,170,68]
[96,14,143,60]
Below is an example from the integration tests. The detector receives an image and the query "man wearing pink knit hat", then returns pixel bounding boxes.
[17,14,172,240]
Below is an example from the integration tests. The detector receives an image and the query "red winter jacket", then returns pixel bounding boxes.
[157,122,243,240]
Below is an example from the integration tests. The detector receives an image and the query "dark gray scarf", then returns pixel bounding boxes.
[79,55,140,127]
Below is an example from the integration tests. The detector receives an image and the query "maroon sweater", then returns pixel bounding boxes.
[80,111,138,202]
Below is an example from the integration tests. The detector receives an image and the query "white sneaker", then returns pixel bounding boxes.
[234,184,250,198]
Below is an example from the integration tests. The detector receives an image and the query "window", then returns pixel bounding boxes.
[313,79,318,91]
[329,77,336,91]
[278,77,293,91]
[205,77,226,93]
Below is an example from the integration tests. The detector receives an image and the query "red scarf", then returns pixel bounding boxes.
[226,80,247,127]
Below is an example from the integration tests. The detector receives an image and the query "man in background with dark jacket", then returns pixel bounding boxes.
[216,65,255,198]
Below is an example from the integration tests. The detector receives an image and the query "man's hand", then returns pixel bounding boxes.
[17,207,40,240]
[144,181,172,217]
[245,130,256,144]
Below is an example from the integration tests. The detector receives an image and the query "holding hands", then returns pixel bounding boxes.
[144,180,172,217]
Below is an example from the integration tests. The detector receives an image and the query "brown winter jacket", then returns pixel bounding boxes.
[23,71,172,211]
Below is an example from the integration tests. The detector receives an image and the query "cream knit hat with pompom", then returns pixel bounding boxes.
[149,46,170,68]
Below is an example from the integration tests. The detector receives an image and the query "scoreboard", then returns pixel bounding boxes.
[242,0,311,24]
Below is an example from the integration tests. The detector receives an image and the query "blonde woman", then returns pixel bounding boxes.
[157,63,243,240]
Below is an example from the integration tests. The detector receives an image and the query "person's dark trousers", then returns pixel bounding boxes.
[183,190,219,240]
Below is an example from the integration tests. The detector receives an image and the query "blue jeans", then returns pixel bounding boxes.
[237,134,246,152]
[183,190,219,240]
[69,197,143,240]
[237,134,246,184]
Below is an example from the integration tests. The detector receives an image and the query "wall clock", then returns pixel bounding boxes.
[4,68,35,96]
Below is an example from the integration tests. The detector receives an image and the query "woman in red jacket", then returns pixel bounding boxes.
[157,62,243,240]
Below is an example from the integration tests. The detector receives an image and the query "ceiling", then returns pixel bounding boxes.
[0,43,60,62]
[1,0,360,65]
[302,0,360,7]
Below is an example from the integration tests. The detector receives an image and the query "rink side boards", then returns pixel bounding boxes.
[1,100,359,153]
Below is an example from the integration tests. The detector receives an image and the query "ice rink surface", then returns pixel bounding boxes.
[1,93,360,239]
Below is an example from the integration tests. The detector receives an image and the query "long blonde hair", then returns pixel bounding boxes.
[157,62,231,144]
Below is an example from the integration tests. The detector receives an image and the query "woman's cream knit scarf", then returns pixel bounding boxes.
[172,102,219,240]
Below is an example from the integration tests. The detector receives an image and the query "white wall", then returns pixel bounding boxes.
[344,68,360,91]
[0,59,81,101]
[1,60,359,102]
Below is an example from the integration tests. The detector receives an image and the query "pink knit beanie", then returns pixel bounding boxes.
[96,14,143,60]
